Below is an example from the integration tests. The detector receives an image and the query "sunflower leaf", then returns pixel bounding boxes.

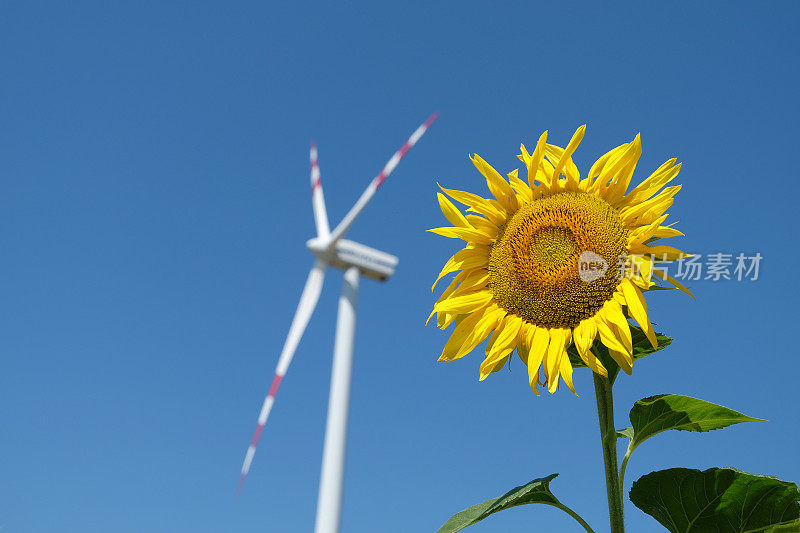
[626,394,763,453]
[616,427,634,440]
[765,517,800,532]
[437,474,590,532]
[629,326,672,360]
[629,467,800,533]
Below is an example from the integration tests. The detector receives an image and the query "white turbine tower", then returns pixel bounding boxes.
[238,112,438,533]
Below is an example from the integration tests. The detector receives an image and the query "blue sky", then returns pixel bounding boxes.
[1,2,798,532]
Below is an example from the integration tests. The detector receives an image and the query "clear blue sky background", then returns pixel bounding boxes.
[2,2,798,532]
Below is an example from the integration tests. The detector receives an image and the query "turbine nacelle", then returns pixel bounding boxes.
[307,237,397,281]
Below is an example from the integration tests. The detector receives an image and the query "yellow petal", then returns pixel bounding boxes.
[526,131,549,188]
[431,246,489,289]
[507,169,533,202]
[618,185,681,226]
[527,326,549,395]
[464,202,508,226]
[471,154,519,211]
[465,215,499,239]
[608,349,633,374]
[603,301,633,354]
[479,314,523,380]
[596,312,631,356]
[433,290,493,315]
[588,143,629,180]
[629,254,654,290]
[428,226,494,245]
[428,270,467,325]
[573,319,607,377]
[439,309,486,361]
[605,134,642,205]
[589,138,640,201]
[544,144,580,186]
[627,214,669,246]
[453,306,506,360]
[620,279,657,348]
[652,268,696,299]
[635,199,676,226]
[538,158,556,186]
[436,192,469,227]
[652,226,684,239]
[438,184,507,226]
[450,269,490,297]
[629,244,689,261]
[551,125,585,191]
[559,356,576,395]
[545,328,570,392]
[622,160,681,207]
[518,143,532,166]
[437,311,459,330]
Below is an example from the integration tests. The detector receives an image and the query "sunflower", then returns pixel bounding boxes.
[428,125,691,395]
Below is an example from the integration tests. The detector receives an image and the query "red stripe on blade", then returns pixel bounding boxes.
[250,424,264,447]
[268,374,283,397]
[423,111,440,129]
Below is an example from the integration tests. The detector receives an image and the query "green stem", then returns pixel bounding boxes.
[550,502,596,533]
[618,443,633,494]
[593,371,625,533]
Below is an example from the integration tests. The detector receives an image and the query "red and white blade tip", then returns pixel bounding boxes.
[236,374,283,495]
[374,111,439,189]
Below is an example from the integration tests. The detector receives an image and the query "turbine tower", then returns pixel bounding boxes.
[238,113,438,533]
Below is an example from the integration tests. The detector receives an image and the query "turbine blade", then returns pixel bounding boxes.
[327,112,439,244]
[310,142,331,238]
[237,260,327,494]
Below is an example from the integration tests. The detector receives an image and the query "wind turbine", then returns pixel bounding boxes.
[238,112,438,533]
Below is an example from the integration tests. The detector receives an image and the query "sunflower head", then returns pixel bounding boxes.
[429,126,691,396]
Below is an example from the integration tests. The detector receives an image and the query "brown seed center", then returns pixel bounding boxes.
[488,191,628,328]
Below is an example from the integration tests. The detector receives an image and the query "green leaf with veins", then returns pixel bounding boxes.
[437,474,594,533]
[630,467,800,532]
